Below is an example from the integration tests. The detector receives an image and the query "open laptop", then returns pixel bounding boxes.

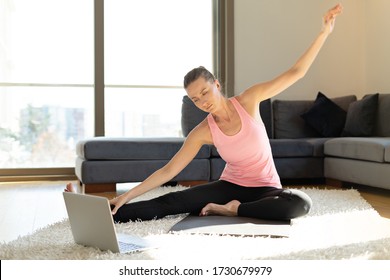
[63,192,155,253]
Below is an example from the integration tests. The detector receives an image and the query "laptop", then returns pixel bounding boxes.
[63,192,155,253]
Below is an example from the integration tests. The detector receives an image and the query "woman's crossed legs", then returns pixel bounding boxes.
[112,180,312,223]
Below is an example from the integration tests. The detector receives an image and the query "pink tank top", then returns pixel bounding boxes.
[207,97,281,188]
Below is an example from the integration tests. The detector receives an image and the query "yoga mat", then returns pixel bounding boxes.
[170,215,291,237]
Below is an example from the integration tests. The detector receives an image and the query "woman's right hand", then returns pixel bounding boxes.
[109,193,130,215]
[322,4,343,34]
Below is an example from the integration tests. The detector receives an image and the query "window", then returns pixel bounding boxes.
[104,0,213,137]
[0,0,93,169]
[0,0,216,173]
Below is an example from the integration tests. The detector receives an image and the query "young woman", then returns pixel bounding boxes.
[66,4,343,223]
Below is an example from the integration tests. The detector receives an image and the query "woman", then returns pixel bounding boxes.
[66,4,342,223]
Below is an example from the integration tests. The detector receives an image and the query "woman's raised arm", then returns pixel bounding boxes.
[241,4,343,104]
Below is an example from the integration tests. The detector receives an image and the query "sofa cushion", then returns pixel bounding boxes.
[386,143,390,163]
[301,92,347,137]
[210,158,226,181]
[342,94,379,137]
[76,158,210,184]
[273,99,319,139]
[324,157,390,190]
[77,137,211,160]
[324,137,390,163]
[271,138,328,158]
[273,95,356,139]
[274,157,324,179]
[374,94,390,137]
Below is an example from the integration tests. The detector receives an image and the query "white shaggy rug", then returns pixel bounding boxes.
[1,186,390,260]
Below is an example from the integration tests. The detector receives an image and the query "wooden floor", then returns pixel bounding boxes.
[0,180,389,243]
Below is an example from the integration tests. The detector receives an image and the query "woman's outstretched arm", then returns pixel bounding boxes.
[240,4,343,104]
[109,120,212,215]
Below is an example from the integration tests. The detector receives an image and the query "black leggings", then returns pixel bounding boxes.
[112,180,312,223]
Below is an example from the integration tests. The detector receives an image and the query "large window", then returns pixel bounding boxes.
[0,0,216,172]
[104,0,213,137]
[0,0,94,169]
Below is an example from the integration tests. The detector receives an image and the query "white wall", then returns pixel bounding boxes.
[365,0,390,94]
[234,0,388,100]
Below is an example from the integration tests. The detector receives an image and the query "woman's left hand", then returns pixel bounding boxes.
[322,4,343,34]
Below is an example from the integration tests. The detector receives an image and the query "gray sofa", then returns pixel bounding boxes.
[324,94,390,190]
[75,93,390,192]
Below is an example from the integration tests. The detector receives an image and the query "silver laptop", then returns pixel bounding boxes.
[63,192,154,253]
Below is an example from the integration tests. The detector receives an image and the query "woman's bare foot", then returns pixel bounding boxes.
[64,183,77,193]
[199,200,241,217]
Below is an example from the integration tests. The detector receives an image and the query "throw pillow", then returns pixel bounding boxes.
[342,93,379,137]
[301,92,347,137]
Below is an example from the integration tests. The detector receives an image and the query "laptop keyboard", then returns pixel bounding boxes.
[118,241,144,252]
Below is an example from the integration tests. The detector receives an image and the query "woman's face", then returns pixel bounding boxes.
[186,77,222,113]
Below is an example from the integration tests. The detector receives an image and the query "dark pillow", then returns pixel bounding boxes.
[301,92,347,137]
[342,93,379,137]
[273,95,356,139]
[273,99,321,139]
